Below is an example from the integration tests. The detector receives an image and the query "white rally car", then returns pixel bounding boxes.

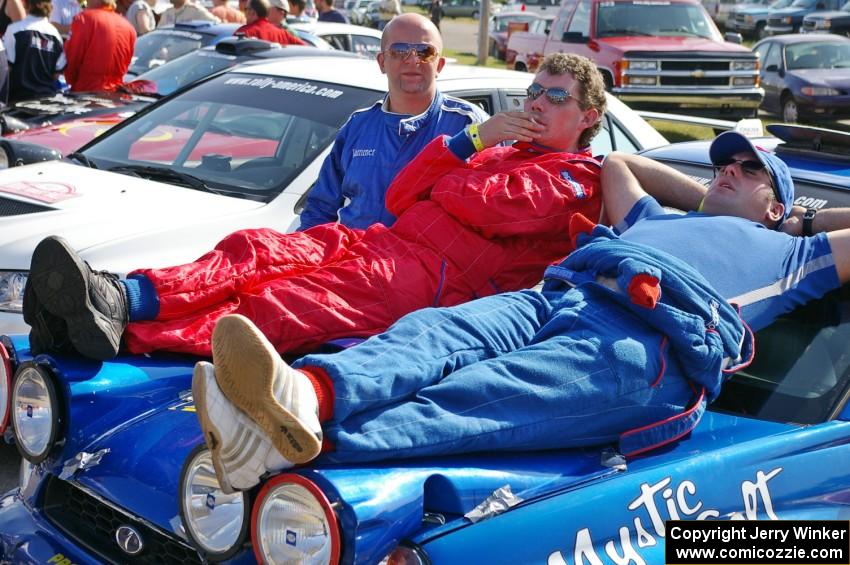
[0,55,666,334]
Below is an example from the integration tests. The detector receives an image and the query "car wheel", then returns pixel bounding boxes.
[490,42,499,58]
[472,9,479,18]
[600,70,614,91]
[515,62,527,72]
[781,94,798,123]
[756,22,767,39]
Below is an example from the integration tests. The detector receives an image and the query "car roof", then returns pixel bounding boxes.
[163,21,241,35]
[756,32,850,45]
[289,21,383,38]
[237,56,535,91]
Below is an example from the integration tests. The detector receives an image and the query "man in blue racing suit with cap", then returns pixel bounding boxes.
[298,12,488,230]
[192,130,850,493]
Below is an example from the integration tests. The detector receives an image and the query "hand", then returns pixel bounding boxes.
[477,111,545,148]
[780,205,806,236]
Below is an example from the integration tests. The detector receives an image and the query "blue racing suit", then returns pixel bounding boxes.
[296,225,757,463]
[299,90,488,230]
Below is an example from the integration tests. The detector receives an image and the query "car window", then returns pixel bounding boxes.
[596,0,721,40]
[351,34,381,57]
[131,49,239,96]
[567,0,591,36]
[610,116,639,153]
[81,72,383,202]
[713,285,850,425]
[550,0,576,39]
[786,42,850,70]
[322,33,351,51]
[762,42,782,70]
[130,31,206,76]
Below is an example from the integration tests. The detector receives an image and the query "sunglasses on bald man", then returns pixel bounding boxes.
[384,42,439,63]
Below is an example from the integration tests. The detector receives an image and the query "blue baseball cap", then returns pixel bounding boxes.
[709,131,795,225]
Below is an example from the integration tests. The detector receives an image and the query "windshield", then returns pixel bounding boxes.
[842,0,850,10]
[712,285,850,425]
[129,49,243,96]
[129,30,211,76]
[769,0,793,8]
[790,0,814,7]
[786,42,850,69]
[596,1,722,40]
[81,72,382,202]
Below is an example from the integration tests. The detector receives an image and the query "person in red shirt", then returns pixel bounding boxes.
[64,0,135,92]
[235,0,306,45]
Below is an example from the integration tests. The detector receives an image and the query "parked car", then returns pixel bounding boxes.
[126,21,241,79]
[0,39,337,151]
[0,23,381,149]
[701,0,744,26]
[765,0,843,34]
[505,0,764,119]
[0,126,848,564]
[290,21,382,56]
[801,0,850,33]
[442,0,482,18]
[727,0,791,38]
[754,33,850,122]
[488,11,551,60]
[346,0,374,25]
[0,57,665,335]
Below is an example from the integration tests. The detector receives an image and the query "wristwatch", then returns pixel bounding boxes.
[802,208,817,237]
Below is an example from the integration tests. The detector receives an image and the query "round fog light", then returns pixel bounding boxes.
[12,365,59,463]
[252,474,341,565]
[180,446,249,561]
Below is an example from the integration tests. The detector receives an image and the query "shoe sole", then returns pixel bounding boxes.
[212,315,321,465]
[30,237,120,360]
[192,364,236,495]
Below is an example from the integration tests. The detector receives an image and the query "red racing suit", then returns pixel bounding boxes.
[234,18,306,46]
[64,7,136,92]
[123,136,601,356]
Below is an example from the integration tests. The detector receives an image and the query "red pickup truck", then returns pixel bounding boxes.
[506,0,764,119]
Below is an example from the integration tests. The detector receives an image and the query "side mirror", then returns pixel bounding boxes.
[765,63,779,72]
[724,31,743,44]
[561,31,587,42]
[0,139,62,169]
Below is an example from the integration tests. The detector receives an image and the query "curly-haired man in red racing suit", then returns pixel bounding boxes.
[24,53,607,360]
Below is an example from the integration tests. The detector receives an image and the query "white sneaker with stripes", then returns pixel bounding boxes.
[193,361,294,493]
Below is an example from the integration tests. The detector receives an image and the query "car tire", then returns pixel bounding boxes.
[490,41,499,58]
[781,94,798,123]
[472,9,479,18]
[756,22,767,39]
[515,62,527,72]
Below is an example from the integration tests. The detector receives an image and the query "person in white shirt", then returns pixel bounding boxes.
[157,0,218,26]
[3,0,66,101]
[48,0,79,35]
[125,0,155,35]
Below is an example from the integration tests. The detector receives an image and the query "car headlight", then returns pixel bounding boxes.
[12,364,60,463]
[732,60,757,71]
[817,20,830,28]
[179,446,249,561]
[0,342,10,434]
[627,60,657,71]
[782,15,792,23]
[251,474,341,565]
[801,86,840,96]
[0,271,27,313]
[745,14,753,22]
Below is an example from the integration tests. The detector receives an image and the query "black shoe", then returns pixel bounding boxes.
[22,280,73,355]
[29,236,128,361]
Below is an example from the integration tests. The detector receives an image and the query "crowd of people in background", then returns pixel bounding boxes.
[0,0,331,104]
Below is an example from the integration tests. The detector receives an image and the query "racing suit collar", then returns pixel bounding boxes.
[380,90,445,136]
